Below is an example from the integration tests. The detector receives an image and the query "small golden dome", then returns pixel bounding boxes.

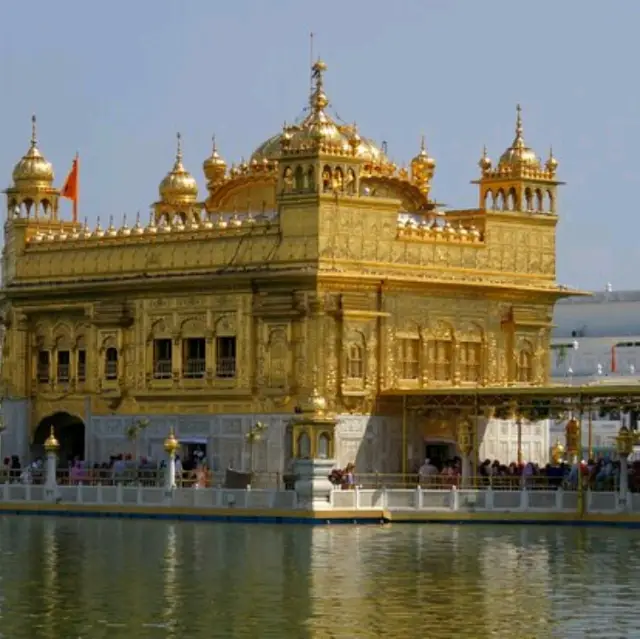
[203,135,227,183]
[44,426,60,452]
[163,426,179,454]
[159,133,198,203]
[497,105,541,170]
[411,135,436,169]
[12,115,54,186]
[545,147,558,173]
[478,145,492,172]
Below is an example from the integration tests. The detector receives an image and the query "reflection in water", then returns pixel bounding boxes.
[0,518,640,638]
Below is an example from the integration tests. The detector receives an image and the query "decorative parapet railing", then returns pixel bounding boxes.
[0,482,636,517]
[331,487,630,514]
[396,212,484,244]
[25,211,279,246]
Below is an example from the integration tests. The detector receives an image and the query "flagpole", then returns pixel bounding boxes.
[73,152,79,223]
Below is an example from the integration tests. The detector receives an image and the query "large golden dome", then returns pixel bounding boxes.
[250,60,389,166]
[159,133,198,203]
[497,105,541,171]
[12,115,54,186]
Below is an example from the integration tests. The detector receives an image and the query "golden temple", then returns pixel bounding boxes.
[0,59,580,470]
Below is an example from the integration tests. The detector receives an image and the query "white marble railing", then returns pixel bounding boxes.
[1,483,638,516]
[0,483,297,511]
[331,487,638,515]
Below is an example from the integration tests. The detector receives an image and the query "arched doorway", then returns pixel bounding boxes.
[32,412,85,464]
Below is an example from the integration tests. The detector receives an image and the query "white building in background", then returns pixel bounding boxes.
[549,285,640,457]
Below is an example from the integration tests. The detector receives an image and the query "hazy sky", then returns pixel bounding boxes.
[0,1,635,291]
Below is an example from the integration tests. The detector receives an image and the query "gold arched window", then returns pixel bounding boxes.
[346,343,364,379]
[427,338,452,381]
[399,338,420,380]
[459,341,482,382]
[517,350,533,382]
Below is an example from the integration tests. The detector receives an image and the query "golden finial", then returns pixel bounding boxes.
[546,146,558,173]
[412,135,435,170]
[478,145,492,172]
[309,58,329,113]
[175,132,182,163]
[31,114,38,148]
[514,104,524,145]
[163,426,179,455]
[44,426,59,453]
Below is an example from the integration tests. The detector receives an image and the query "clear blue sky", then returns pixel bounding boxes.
[0,0,635,291]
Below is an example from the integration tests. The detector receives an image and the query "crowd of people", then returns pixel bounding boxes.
[412,455,636,491]
[0,452,211,488]
[2,452,638,493]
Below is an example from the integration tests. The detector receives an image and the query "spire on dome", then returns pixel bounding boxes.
[496,104,541,172]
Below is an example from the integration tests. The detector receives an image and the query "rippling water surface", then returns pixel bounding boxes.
[0,516,638,638]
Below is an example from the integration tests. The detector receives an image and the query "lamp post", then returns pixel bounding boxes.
[163,426,179,490]
[616,425,634,505]
[245,422,267,476]
[0,415,5,466]
[44,426,60,501]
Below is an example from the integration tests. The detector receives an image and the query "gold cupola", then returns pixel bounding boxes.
[410,135,436,196]
[12,115,54,187]
[249,59,389,167]
[159,133,198,204]
[473,104,561,214]
[496,104,541,172]
[202,135,227,189]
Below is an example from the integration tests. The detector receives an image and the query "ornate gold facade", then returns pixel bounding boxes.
[0,60,580,451]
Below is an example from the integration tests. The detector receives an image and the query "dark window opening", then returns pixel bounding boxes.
[37,351,50,384]
[105,347,118,380]
[77,349,86,382]
[154,339,173,379]
[216,336,236,378]
[57,350,70,383]
[183,338,206,379]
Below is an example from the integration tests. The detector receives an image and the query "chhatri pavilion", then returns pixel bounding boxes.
[0,59,580,472]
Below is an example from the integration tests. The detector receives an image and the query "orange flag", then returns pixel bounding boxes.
[61,154,79,221]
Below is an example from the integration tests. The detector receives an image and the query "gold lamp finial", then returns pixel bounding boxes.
[163,426,179,455]
[44,426,59,453]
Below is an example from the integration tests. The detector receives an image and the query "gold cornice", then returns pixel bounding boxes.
[380,384,640,399]
[484,210,558,226]
[339,310,390,319]
[319,257,568,284]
